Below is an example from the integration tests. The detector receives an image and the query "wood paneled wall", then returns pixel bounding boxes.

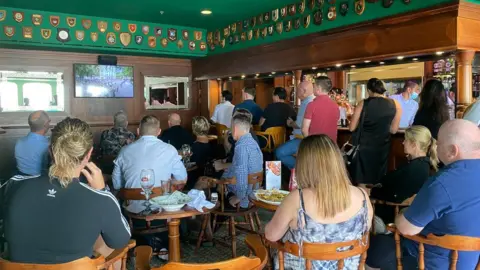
[0,48,197,179]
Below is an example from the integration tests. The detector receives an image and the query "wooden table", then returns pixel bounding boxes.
[125,204,218,262]
[251,199,279,212]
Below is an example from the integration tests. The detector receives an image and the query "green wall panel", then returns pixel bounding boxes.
[0,6,208,57]
[208,0,456,55]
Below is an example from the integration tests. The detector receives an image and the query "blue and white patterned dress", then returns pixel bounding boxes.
[274,189,369,270]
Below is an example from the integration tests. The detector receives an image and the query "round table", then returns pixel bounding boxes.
[125,204,218,262]
[251,199,278,212]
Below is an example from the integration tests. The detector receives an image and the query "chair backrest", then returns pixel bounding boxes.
[248,171,264,186]
[135,234,266,270]
[264,127,286,148]
[388,225,480,270]
[215,124,229,144]
[268,233,369,270]
[0,257,101,270]
[96,239,136,270]
[118,187,164,201]
[371,194,415,234]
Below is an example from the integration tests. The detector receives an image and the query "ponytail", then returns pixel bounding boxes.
[428,137,439,172]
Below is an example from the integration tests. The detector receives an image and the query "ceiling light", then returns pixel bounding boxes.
[312,67,317,70]
[379,62,385,65]
[269,74,272,77]
[436,51,444,55]
[364,60,371,63]
[335,64,342,67]
[326,68,331,71]
[217,78,221,80]
[413,58,418,61]
[317,73,321,76]
[241,75,246,78]
[351,65,356,68]
[201,9,212,15]
[271,72,276,74]
[285,72,289,75]
[397,56,404,60]
[255,73,259,76]
[228,76,232,80]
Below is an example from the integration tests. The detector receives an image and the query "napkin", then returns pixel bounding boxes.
[187,189,215,213]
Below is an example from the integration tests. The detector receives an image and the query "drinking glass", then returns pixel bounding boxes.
[140,169,155,211]
[161,179,171,195]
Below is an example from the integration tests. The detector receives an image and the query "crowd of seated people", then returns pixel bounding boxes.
[3,76,480,270]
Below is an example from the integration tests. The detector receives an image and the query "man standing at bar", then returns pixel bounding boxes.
[233,87,263,125]
[302,76,340,141]
[211,90,235,128]
[274,81,314,170]
[390,81,420,129]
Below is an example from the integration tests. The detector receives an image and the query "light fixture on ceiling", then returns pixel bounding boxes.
[255,73,259,76]
[364,60,371,63]
[316,73,321,77]
[312,67,317,70]
[351,65,356,68]
[241,75,246,78]
[436,51,444,55]
[217,78,221,80]
[228,76,232,80]
[269,74,272,77]
[335,64,342,67]
[285,72,289,75]
[201,9,212,15]
[271,71,276,74]
[397,56,405,60]
[379,61,385,65]
[326,68,331,71]
[413,58,418,61]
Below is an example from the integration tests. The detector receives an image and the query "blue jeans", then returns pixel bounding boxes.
[274,139,301,170]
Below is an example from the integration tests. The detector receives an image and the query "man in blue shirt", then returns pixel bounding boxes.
[222,113,263,209]
[274,81,314,169]
[14,110,50,176]
[389,81,420,129]
[367,119,480,270]
[112,115,187,190]
[233,87,263,125]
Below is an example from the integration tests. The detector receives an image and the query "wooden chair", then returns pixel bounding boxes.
[197,172,264,258]
[118,187,168,235]
[387,224,480,270]
[266,233,369,270]
[135,234,267,270]
[252,125,261,132]
[255,127,286,153]
[215,123,229,145]
[0,239,136,270]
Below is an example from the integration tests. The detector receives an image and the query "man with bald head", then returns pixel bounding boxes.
[274,81,314,169]
[159,113,194,150]
[367,119,480,269]
[15,110,51,175]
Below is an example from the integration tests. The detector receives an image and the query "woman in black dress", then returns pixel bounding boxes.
[412,79,450,139]
[186,116,213,189]
[349,78,402,186]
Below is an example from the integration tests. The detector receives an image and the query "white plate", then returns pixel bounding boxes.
[254,189,290,206]
[150,191,192,212]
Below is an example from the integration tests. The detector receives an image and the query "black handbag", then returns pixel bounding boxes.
[342,99,369,166]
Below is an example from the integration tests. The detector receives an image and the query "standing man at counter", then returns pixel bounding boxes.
[234,87,263,125]
[275,81,314,170]
[390,81,420,129]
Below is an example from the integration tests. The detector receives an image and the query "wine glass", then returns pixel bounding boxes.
[140,169,155,212]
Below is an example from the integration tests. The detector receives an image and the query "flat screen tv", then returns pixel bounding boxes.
[74,64,134,98]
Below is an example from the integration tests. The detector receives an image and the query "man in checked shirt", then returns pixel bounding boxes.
[221,113,263,209]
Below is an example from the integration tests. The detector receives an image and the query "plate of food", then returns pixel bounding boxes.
[150,191,192,212]
[254,189,289,205]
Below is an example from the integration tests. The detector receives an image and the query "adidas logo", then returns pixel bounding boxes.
[47,189,57,198]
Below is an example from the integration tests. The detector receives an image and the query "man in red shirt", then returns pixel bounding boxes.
[302,76,340,142]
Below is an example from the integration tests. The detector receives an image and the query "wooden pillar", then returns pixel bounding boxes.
[294,70,302,106]
[456,50,475,117]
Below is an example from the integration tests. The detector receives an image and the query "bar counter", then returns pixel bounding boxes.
[337,127,407,172]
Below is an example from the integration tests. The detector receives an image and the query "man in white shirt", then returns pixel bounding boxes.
[211,90,235,128]
[112,115,187,190]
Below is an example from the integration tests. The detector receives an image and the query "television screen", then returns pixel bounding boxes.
[74,64,134,98]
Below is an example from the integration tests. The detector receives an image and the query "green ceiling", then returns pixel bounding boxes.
[2,0,294,30]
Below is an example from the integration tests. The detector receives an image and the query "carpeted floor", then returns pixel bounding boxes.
[127,209,274,269]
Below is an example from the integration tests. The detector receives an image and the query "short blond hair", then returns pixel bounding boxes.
[296,135,351,218]
[49,117,93,187]
[192,116,210,136]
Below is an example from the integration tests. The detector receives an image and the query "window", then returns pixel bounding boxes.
[0,71,65,112]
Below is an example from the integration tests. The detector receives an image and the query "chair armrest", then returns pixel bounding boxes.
[386,224,435,245]
[98,240,136,270]
[135,245,153,270]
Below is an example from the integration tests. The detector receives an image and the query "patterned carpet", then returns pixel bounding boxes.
[127,209,274,269]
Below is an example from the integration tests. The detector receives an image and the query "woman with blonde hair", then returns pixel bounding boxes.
[187,116,213,189]
[265,134,373,269]
[371,125,438,204]
[5,117,130,265]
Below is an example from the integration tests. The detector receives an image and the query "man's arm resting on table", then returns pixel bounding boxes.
[395,214,424,236]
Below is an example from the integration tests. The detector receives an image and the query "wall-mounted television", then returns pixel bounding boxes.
[74,64,134,98]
